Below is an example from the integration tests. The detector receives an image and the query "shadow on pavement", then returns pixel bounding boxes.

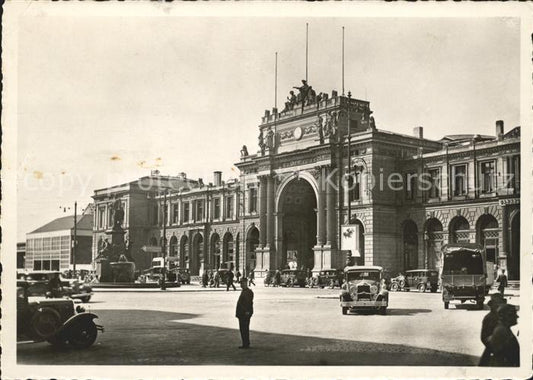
[18,309,479,366]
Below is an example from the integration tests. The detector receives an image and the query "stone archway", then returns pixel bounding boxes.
[277,178,317,271]
[402,220,418,270]
[508,211,520,280]
[222,232,234,270]
[180,235,189,270]
[424,218,443,271]
[246,226,259,274]
[210,233,221,270]
[449,216,470,243]
[191,233,203,276]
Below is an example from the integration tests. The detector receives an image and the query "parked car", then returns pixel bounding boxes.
[169,268,191,284]
[22,271,93,302]
[389,274,408,292]
[340,265,389,315]
[280,269,307,287]
[317,269,344,288]
[404,269,439,293]
[17,283,103,348]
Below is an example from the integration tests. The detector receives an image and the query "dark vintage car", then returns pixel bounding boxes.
[405,269,439,293]
[17,283,103,348]
[340,266,389,315]
[23,271,94,303]
[317,269,344,288]
[143,267,180,285]
[280,269,307,287]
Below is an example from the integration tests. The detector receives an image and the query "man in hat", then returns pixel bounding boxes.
[236,277,254,349]
[479,293,507,366]
[487,303,519,366]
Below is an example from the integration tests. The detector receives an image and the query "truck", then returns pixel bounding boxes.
[440,243,487,310]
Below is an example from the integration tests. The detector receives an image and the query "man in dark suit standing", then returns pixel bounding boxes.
[496,269,508,296]
[236,278,254,349]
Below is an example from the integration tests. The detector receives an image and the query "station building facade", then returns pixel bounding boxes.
[92,86,521,280]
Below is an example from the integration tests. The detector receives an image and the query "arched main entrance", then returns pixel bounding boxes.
[449,216,470,243]
[191,233,203,275]
[279,178,317,271]
[402,220,418,270]
[425,218,443,271]
[246,226,259,274]
[509,211,520,280]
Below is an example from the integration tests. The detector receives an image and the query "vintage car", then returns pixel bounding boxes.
[317,269,344,288]
[405,269,439,293]
[340,266,389,315]
[23,271,94,302]
[441,244,486,309]
[263,270,276,287]
[280,269,307,287]
[17,283,103,348]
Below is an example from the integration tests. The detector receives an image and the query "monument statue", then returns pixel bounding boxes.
[241,145,249,157]
[284,90,297,112]
[258,130,265,153]
[112,199,124,230]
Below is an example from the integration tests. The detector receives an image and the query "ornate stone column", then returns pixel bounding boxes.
[258,175,267,247]
[326,167,337,247]
[266,175,275,248]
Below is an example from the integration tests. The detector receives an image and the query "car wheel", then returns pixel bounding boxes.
[81,296,91,303]
[391,283,399,292]
[342,307,348,315]
[68,320,98,349]
[444,301,449,309]
[417,283,426,292]
[31,307,61,339]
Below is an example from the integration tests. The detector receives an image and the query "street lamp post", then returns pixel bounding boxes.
[73,201,77,273]
[346,92,352,224]
[160,191,168,290]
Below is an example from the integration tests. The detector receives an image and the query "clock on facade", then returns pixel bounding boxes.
[294,126,303,140]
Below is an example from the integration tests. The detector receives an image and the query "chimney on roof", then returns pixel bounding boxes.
[496,120,504,140]
[413,126,423,139]
[214,171,222,187]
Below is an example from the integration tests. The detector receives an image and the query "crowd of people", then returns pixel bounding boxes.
[200,269,257,290]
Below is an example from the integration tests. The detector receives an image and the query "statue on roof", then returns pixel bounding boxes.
[284,91,297,112]
[293,80,310,107]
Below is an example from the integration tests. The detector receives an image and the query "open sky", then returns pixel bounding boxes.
[16,13,520,241]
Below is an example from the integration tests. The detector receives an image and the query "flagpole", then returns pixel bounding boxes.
[275,52,278,110]
[342,26,345,96]
[306,23,309,83]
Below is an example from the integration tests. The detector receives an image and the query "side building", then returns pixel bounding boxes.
[25,206,94,272]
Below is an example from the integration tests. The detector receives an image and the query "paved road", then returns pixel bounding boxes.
[18,285,520,366]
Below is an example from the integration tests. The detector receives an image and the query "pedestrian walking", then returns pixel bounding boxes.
[479,293,507,366]
[202,271,209,288]
[274,269,281,287]
[248,269,256,286]
[486,303,519,366]
[208,271,214,287]
[236,270,242,283]
[236,278,254,349]
[214,271,220,288]
[496,269,508,296]
[226,269,236,291]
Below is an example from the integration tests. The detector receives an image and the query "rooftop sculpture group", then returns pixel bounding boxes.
[284,80,318,112]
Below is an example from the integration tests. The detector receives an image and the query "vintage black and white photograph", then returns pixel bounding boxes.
[2,2,531,379]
